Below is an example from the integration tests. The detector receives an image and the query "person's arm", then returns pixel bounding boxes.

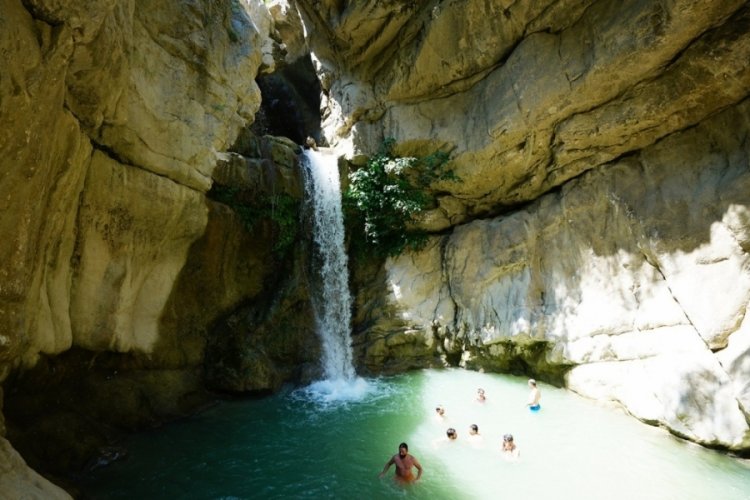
[413,458,423,480]
[379,456,395,477]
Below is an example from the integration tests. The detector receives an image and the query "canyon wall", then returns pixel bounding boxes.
[0,0,308,494]
[0,0,265,375]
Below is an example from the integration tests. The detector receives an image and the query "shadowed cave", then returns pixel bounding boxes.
[252,55,322,146]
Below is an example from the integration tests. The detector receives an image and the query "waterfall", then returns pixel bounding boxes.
[301,148,356,381]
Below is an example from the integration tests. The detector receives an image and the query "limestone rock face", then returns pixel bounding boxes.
[0,0,273,490]
[353,101,750,451]
[298,0,750,222]
[70,151,208,353]
[0,0,267,371]
[0,437,70,500]
[203,243,320,393]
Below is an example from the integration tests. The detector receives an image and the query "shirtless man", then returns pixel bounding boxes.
[526,378,541,411]
[380,443,423,483]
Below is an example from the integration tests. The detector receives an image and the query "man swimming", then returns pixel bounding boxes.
[380,442,423,483]
[526,378,541,411]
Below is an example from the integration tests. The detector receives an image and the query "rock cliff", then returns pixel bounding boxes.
[0,0,314,494]
[0,0,264,371]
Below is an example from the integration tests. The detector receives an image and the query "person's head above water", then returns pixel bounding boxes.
[435,405,445,416]
[502,433,516,451]
[477,388,486,400]
[528,379,537,387]
[398,443,408,457]
[447,428,457,440]
[470,424,479,435]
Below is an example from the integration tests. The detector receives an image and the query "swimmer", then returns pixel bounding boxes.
[380,442,423,483]
[432,427,458,449]
[526,379,541,411]
[434,405,446,420]
[502,433,520,460]
[467,424,483,447]
[476,388,486,402]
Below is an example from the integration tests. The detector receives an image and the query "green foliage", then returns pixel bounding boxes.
[266,193,298,254]
[343,138,456,258]
[208,186,299,256]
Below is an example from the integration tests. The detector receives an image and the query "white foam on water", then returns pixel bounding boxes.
[295,376,375,405]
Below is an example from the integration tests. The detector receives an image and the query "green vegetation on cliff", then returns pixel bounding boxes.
[209,186,299,255]
[343,139,455,258]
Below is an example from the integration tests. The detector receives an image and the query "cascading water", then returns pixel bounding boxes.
[301,148,356,382]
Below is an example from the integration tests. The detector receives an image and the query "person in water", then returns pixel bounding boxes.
[434,405,446,420]
[467,423,483,448]
[476,388,486,402]
[526,378,541,411]
[380,442,423,483]
[502,433,520,459]
[432,427,458,449]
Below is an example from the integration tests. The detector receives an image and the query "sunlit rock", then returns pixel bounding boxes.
[299,0,749,216]
[70,151,207,353]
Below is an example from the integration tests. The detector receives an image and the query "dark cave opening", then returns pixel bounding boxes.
[252,55,322,146]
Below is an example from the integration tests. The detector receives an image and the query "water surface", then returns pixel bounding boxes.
[81,369,750,499]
